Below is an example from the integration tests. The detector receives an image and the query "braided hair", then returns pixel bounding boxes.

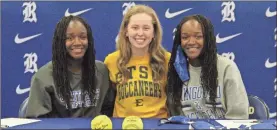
[167,14,218,112]
[52,15,96,113]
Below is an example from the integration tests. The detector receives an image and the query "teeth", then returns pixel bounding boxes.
[187,47,199,49]
[136,39,144,42]
[72,48,82,52]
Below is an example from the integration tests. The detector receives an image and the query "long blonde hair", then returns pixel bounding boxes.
[116,4,167,83]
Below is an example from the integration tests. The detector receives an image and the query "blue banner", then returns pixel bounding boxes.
[1,1,276,118]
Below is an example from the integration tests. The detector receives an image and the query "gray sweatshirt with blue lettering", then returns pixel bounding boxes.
[25,60,114,118]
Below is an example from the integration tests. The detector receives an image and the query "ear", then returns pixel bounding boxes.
[125,28,129,37]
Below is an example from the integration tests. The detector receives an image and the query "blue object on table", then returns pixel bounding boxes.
[191,121,227,130]
[238,124,251,130]
[159,116,190,126]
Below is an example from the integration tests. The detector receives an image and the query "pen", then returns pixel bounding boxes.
[232,120,261,123]
[1,125,9,128]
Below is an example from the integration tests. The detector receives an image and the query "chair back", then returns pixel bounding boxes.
[18,97,29,117]
[248,95,270,119]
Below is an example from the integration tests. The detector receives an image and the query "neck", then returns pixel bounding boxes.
[68,58,82,73]
[131,46,149,57]
[189,58,201,67]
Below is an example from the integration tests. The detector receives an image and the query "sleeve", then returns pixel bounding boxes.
[223,62,249,119]
[101,53,120,117]
[103,55,113,81]
[104,54,110,65]
[164,52,171,67]
[165,51,181,117]
[101,56,116,117]
[166,91,182,117]
[100,81,116,117]
[25,74,52,118]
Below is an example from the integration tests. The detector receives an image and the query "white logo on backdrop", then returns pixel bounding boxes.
[16,84,30,95]
[221,1,236,22]
[172,28,177,40]
[116,2,136,43]
[265,28,277,69]
[265,28,277,118]
[24,52,38,73]
[14,33,42,44]
[274,28,277,47]
[216,33,242,43]
[270,78,277,117]
[165,8,192,19]
[22,1,37,23]
[122,2,136,16]
[265,7,276,18]
[64,8,92,16]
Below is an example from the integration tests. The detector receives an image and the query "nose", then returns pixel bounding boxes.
[187,37,196,45]
[73,37,82,45]
[137,28,143,36]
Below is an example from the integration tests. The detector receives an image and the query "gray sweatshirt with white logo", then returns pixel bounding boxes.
[25,60,113,118]
[167,55,249,119]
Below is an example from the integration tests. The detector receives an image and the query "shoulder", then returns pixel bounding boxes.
[104,51,120,65]
[95,60,109,75]
[217,54,235,65]
[30,61,53,87]
[105,51,120,61]
[104,51,120,70]
[217,54,239,71]
[33,61,53,80]
[164,51,171,60]
[163,50,171,64]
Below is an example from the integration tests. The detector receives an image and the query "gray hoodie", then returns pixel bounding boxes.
[167,55,249,119]
[25,60,112,118]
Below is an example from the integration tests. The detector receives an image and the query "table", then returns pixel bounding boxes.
[5,118,276,130]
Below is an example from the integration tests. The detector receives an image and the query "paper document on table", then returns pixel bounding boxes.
[216,119,259,129]
[1,118,41,128]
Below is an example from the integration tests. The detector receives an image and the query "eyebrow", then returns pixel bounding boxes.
[66,32,87,35]
[181,32,202,35]
[130,24,152,26]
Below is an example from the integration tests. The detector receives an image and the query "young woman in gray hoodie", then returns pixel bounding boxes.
[25,16,114,118]
[166,14,249,119]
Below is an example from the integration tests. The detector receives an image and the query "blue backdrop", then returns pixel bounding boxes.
[1,1,276,118]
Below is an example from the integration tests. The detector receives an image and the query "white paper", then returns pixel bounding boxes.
[216,119,259,129]
[1,118,41,128]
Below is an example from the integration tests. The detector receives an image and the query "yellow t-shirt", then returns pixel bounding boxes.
[104,51,171,118]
